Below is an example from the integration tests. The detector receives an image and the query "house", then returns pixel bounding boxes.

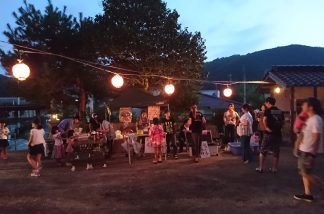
[198,92,243,119]
[261,65,324,142]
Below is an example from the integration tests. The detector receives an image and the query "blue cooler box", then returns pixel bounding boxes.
[228,142,242,156]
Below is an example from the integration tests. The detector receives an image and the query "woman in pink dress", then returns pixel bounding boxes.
[149,118,164,164]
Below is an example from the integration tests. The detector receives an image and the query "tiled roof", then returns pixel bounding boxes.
[198,93,243,109]
[264,65,324,87]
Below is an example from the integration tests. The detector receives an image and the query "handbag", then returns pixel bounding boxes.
[237,124,243,137]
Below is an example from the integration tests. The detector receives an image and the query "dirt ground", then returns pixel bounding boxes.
[0,147,324,214]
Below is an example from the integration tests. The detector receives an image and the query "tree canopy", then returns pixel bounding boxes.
[1,0,206,116]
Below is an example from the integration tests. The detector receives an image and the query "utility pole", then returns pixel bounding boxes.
[243,66,246,103]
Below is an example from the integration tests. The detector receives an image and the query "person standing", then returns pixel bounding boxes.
[256,97,284,173]
[89,113,100,132]
[149,118,164,164]
[0,121,10,160]
[294,98,323,202]
[223,103,240,149]
[238,104,253,164]
[162,110,178,159]
[256,105,266,145]
[27,118,46,177]
[189,105,206,163]
[179,118,193,153]
[99,117,113,168]
[136,111,150,156]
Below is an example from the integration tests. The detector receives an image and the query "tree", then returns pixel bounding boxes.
[0,0,110,118]
[1,0,206,116]
[95,0,206,108]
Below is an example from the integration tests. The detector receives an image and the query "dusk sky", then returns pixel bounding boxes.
[1,0,324,61]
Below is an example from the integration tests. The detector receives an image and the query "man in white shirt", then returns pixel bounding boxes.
[294,98,324,203]
[223,103,240,148]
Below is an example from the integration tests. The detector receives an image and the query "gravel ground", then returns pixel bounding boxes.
[0,147,323,214]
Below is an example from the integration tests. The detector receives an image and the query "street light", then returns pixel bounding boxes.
[12,60,30,81]
[111,74,124,88]
[164,83,175,95]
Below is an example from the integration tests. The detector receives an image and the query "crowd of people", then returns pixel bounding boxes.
[1,96,323,202]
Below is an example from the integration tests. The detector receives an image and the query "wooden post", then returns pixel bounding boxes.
[314,86,318,98]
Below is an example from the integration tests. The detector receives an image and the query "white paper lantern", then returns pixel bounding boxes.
[12,62,30,81]
[164,83,175,95]
[274,87,281,94]
[223,88,233,97]
[111,74,124,88]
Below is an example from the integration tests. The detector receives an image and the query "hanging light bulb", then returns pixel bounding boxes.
[223,87,233,98]
[274,86,281,94]
[111,74,124,88]
[12,60,30,81]
[164,83,175,95]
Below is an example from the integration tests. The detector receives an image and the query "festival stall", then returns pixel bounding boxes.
[107,88,168,164]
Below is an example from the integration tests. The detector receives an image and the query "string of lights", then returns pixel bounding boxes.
[0,40,270,96]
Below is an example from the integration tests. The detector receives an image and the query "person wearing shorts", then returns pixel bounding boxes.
[294,98,323,202]
[0,121,10,160]
[256,97,284,173]
[27,118,46,177]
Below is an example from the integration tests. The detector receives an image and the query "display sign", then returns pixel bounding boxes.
[147,106,160,121]
[119,107,132,123]
[200,141,211,158]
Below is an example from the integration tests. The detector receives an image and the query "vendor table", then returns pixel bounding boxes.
[113,133,145,165]
[74,133,108,164]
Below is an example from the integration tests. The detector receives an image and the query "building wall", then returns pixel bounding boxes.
[274,87,324,112]
[273,88,291,111]
[317,87,324,104]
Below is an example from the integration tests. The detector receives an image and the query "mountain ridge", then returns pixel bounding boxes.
[204,44,324,81]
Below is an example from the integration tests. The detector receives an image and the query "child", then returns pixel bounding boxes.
[51,126,65,166]
[0,122,10,160]
[65,130,77,171]
[293,106,309,157]
[27,118,45,177]
[149,118,164,164]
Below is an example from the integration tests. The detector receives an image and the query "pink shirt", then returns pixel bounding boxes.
[149,125,164,146]
[294,112,309,130]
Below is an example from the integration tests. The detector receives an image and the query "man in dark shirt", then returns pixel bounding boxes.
[189,104,206,163]
[256,97,284,173]
[162,110,178,159]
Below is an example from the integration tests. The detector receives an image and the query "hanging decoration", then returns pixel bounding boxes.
[12,60,30,81]
[223,87,233,97]
[164,83,175,95]
[111,74,124,88]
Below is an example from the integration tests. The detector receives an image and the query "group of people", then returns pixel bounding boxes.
[133,106,206,164]
[223,96,324,202]
[3,95,324,202]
